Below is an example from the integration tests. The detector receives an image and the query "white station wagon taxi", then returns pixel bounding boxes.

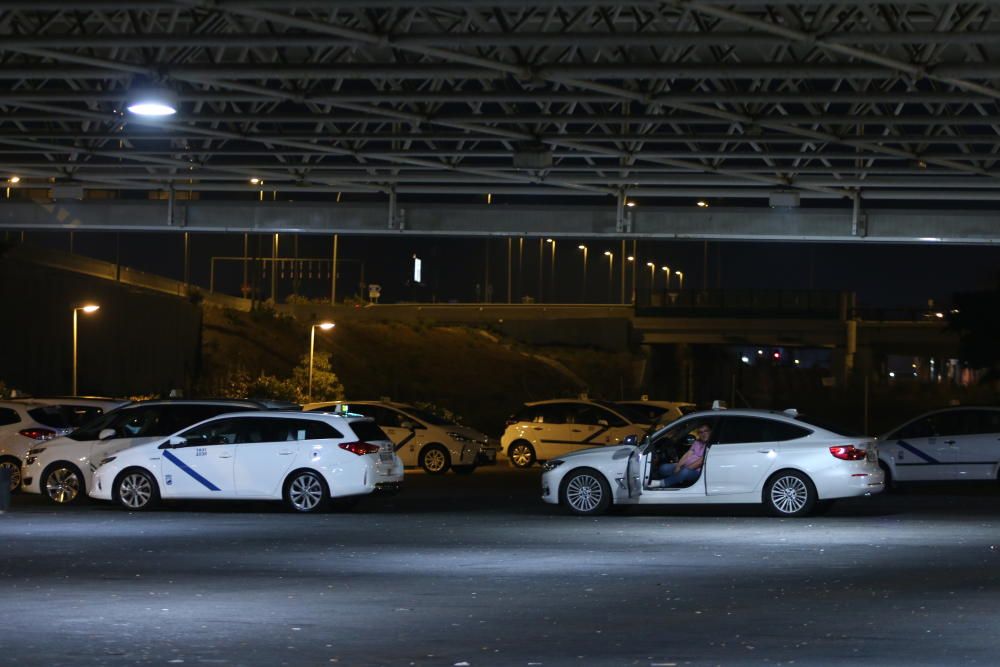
[541,408,884,517]
[90,411,403,512]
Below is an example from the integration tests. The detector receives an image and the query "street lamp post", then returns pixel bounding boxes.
[676,271,684,290]
[547,239,556,303]
[661,265,671,290]
[72,304,100,395]
[578,244,588,303]
[646,262,656,290]
[604,250,614,303]
[626,255,635,304]
[308,321,335,401]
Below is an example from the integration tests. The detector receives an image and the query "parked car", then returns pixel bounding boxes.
[304,401,492,474]
[90,410,402,512]
[501,399,652,468]
[0,397,128,492]
[21,399,269,504]
[617,399,698,426]
[541,408,883,517]
[877,406,1000,486]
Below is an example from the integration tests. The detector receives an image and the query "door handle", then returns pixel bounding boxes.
[219,454,233,459]
[279,450,293,455]
[757,449,774,454]
[532,427,543,431]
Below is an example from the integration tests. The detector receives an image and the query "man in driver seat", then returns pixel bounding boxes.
[653,423,711,488]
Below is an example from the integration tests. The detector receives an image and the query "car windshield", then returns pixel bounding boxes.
[399,406,451,426]
[794,415,863,437]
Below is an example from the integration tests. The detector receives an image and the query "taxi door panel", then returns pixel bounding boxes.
[161,443,236,498]
[236,440,298,497]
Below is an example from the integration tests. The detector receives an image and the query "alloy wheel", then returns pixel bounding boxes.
[289,473,324,512]
[770,475,809,515]
[0,461,20,491]
[45,467,81,503]
[509,444,534,468]
[566,473,604,513]
[119,473,153,509]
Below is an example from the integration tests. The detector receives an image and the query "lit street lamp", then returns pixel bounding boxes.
[308,321,335,401]
[676,271,684,290]
[646,262,656,290]
[578,244,588,302]
[626,255,635,304]
[661,265,671,290]
[604,250,614,303]
[72,304,100,395]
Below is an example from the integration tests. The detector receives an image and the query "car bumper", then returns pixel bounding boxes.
[814,464,885,499]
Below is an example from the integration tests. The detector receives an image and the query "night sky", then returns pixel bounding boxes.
[18,229,1000,309]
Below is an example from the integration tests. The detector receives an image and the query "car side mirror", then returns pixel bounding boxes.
[99,428,116,441]
[597,419,609,427]
[160,435,187,449]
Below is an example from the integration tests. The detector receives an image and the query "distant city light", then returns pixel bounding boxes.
[696,200,709,208]
[250,177,261,185]
[626,201,636,207]
[8,176,20,184]
[741,356,750,364]
[889,372,896,378]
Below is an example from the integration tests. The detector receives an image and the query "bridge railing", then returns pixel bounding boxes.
[635,288,848,319]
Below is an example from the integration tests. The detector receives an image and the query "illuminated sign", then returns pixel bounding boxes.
[413,254,422,283]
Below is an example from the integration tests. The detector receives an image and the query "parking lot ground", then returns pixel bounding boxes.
[2,466,999,666]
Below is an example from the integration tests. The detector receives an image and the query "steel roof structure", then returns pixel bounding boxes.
[2,1,1000,239]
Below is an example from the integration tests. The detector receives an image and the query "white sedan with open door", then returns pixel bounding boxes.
[541,408,884,517]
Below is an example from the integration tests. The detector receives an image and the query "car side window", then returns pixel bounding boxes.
[896,417,934,440]
[568,404,602,425]
[179,418,245,446]
[595,407,628,427]
[115,407,165,438]
[283,419,344,441]
[0,408,22,426]
[535,404,568,425]
[715,417,803,444]
[968,410,1000,436]
[927,411,972,437]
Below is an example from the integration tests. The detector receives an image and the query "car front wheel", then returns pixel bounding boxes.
[561,468,612,516]
[0,457,21,492]
[115,469,160,511]
[285,470,329,513]
[508,441,536,468]
[419,445,451,474]
[763,470,817,517]
[43,464,85,504]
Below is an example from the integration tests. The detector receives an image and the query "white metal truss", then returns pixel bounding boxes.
[1,0,1000,218]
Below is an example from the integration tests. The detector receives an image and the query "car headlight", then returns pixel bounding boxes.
[447,432,471,442]
[542,460,565,472]
[27,447,46,456]
[99,456,116,466]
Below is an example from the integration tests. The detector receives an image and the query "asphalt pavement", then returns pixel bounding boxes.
[1,466,999,667]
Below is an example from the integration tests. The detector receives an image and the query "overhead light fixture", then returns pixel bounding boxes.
[696,200,709,208]
[126,80,178,117]
[250,177,261,185]
[625,201,636,207]
[8,176,20,184]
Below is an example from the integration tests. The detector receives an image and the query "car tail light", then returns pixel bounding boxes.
[339,441,381,456]
[19,428,56,441]
[829,444,867,461]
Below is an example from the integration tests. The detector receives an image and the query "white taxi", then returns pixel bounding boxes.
[541,408,884,517]
[305,400,489,474]
[90,411,402,512]
[501,399,651,468]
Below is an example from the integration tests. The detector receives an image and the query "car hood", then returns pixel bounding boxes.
[556,444,636,464]
[445,425,489,441]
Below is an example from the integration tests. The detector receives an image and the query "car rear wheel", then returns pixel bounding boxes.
[419,445,451,474]
[561,468,612,516]
[763,470,817,517]
[116,469,160,511]
[508,441,536,468]
[43,464,85,504]
[285,470,328,513]
[0,457,21,493]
